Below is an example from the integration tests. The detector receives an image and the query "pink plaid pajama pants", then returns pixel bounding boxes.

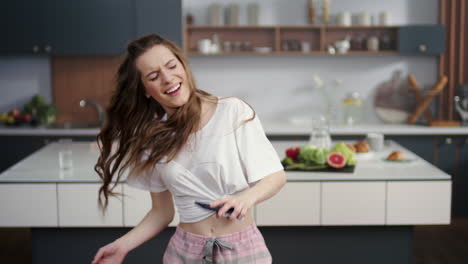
[163,224,272,264]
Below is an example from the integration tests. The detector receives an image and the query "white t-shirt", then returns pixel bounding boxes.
[126,97,284,223]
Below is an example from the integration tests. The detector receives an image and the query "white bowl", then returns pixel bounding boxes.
[375,107,409,124]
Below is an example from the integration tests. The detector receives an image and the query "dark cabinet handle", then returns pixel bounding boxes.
[445,137,452,144]
[44,45,52,53]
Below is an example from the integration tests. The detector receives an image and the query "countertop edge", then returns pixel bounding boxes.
[2,124,468,136]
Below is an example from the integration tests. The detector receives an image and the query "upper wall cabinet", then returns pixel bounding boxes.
[1,0,43,54]
[0,0,182,55]
[135,0,182,47]
[184,24,444,56]
[42,0,134,55]
[398,25,445,55]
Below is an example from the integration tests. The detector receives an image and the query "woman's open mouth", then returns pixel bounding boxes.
[165,83,181,97]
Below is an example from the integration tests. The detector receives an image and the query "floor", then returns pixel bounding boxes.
[1,217,468,264]
[413,217,468,264]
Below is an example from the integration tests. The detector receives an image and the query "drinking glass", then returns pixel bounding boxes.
[308,115,332,149]
[58,139,73,170]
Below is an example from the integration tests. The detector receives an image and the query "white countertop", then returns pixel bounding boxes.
[263,122,468,136]
[1,123,468,136]
[0,126,100,136]
[0,140,450,183]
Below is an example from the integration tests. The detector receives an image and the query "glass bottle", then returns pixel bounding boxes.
[308,0,316,24]
[342,92,363,126]
[186,13,194,25]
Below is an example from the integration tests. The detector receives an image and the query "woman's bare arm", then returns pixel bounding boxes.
[116,190,175,252]
[212,170,287,220]
[92,190,174,264]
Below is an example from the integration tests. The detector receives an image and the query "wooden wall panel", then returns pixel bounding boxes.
[439,0,468,121]
[52,56,122,125]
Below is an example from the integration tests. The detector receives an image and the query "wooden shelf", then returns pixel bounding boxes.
[187,51,399,56]
[184,25,399,56]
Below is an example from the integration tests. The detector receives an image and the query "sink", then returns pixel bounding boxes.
[46,123,100,129]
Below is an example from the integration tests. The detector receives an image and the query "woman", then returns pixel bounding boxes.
[92,34,286,264]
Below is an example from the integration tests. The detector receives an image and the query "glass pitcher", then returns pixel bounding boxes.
[342,92,363,126]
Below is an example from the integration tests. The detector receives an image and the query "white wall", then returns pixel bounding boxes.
[183,0,439,124]
[0,57,52,113]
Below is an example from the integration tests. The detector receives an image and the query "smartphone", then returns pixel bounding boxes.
[195,201,234,216]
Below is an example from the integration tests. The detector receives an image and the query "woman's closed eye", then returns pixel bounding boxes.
[149,74,159,81]
[149,65,177,82]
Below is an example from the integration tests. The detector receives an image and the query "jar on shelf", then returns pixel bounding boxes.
[342,92,363,126]
[366,35,379,51]
[247,3,259,25]
[379,33,393,50]
[208,4,223,26]
[350,34,365,50]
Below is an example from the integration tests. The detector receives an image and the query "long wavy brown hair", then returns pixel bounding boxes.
[95,34,216,209]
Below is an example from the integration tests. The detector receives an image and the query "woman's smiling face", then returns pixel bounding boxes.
[136,44,190,116]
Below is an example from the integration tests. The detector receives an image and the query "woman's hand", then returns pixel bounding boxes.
[91,240,128,264]
[210,193,255,221]
[211,171,286,221]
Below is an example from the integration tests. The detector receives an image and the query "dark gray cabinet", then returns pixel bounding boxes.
[1,1,44,54]
[398,25,445,55]
[0,0,182,55]
[42,0,135,55]
[458,137,468,216]
[135,0,182,47]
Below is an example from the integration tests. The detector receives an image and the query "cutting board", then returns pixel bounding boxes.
[284,165,355,173]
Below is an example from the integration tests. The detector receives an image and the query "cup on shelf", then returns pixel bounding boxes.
[366,133,384,152]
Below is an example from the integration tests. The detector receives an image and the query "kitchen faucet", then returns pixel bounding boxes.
[79,98,106,127]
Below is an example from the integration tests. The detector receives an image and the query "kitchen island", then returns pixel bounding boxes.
[2,123,468,136]
[0,141,451,263]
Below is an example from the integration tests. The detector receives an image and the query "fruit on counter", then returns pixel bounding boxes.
[10,108,20,117]
[327,152,346,168]
[331,142,357,166]
[281,157,295,167]
[346,144,356,153]
[0,110,29,125]
[353,140,370,153]
[0,113,15,125]
[285,147,301,162]
[386,151,406,161]
[298,144,329,165]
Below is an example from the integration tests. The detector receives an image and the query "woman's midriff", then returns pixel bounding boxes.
[178,209,255,237]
